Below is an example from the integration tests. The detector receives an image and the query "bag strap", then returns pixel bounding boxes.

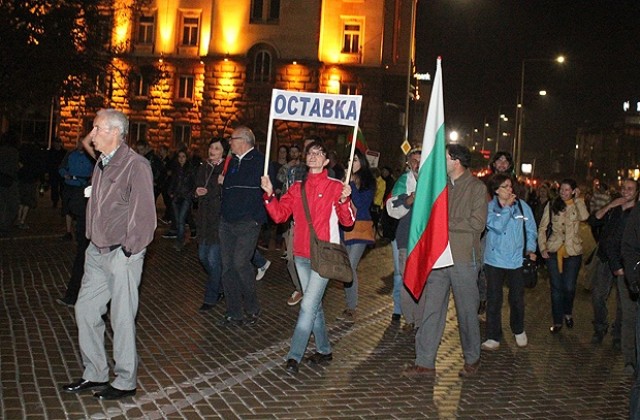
[516,200,527,257]
[301,182,319,242]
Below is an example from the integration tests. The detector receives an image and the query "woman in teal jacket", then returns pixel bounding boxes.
[482,174,537,350]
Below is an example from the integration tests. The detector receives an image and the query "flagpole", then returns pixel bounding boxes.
[344,125,359,185]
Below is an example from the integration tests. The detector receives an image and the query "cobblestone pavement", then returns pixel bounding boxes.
[0,197,632,419]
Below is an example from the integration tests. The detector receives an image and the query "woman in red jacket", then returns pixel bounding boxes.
[260,141,355,374]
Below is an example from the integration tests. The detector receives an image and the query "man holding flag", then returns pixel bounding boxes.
[402,58,487,378]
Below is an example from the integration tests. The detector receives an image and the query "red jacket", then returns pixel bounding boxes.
[265,170,355,258]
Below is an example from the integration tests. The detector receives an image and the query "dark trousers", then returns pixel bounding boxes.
[631,300,640,419]
[219,218,261,320]
[64,216,89,303]
[546,253,582,325]
[484,264,525,341]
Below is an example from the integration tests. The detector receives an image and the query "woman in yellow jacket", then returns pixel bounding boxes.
[538,179,589,333]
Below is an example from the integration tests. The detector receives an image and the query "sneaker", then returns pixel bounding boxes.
[306,352,333,364]
[287,290,303,306]
[162,231,177,239]
[481,339,500,351]
[216,315,244,327]
[255,260,271,281]
[514,332,528,347]
[336,309,356,323]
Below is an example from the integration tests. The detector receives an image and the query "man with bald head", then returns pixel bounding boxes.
[61,108,156,400]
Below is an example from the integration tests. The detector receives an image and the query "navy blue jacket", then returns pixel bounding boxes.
[221,148,268,224]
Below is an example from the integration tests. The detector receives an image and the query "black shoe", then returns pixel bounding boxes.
[245,311,261,326]
[217,292,225,302]
[93,385,136,400]
[391,313,401,322]
[199,303,216,312]
[306,352,333,365]
[56,297,75,307]
[216,315,244,327]
[550,324,563,334]
[565,316,574,328]
[285,359,299,374]
[61,379,109,393]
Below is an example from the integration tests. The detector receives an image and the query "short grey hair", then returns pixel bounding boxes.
[97,108,129,141]
[233,126,255,147]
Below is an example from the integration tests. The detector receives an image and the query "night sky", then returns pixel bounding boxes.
[415,0,640,162]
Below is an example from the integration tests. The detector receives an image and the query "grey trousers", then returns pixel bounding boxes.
[75,243,145,390]
[415,262,481,369]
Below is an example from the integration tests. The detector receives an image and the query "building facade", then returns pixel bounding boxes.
[56,0,417,166]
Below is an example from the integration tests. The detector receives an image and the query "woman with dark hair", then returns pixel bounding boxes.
[481,174,537,350]
[338,148,375,323]
[168,149,195,251]
[195,138,229,312]
[538,178,589,333]
[260,141,354,374]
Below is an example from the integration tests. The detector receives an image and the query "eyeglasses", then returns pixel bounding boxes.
[307,150,325,157]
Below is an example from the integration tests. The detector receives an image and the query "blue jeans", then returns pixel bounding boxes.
[391,240,403,315]
[198,240,222,305]
[546,253,582,325]
[219,218,261,320]
[172,197,191,244]
[287,257,331,362]
[344,243,367,310]
[252,248,267,268]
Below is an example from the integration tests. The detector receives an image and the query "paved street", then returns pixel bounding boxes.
[0,196,633,419]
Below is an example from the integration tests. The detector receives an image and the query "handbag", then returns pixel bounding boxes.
[343,220,375,243]
[517,200,538,288]
[301,182,353,283]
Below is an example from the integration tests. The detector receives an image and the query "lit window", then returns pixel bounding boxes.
[250,0,280,23]
[342,22,361,54]
[131,73,149,97]
[181,16,199,46]
[137,14,155,44]
[177,75,194,100]
[340,83,358,95]
[253,50,272,83]
[130,122,148,143]
[173,124,192,146]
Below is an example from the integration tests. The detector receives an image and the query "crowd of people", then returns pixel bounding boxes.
[2,109,640,416]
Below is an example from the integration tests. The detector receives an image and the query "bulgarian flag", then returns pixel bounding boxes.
[349,127,368,153]
[404,57,453,300]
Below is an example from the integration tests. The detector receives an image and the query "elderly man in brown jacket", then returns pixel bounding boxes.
[61,108,156,400]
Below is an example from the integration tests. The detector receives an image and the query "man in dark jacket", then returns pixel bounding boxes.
[622,201,640,420]
[588,179,638,363]
[218,126,268,327]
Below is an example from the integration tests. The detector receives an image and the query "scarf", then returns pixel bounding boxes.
[556,198,574,273]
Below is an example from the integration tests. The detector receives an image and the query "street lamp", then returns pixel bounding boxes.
[514,55,565,175]
[495,112,509,152]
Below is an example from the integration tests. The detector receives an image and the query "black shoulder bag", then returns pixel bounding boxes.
[517,200,538,288]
